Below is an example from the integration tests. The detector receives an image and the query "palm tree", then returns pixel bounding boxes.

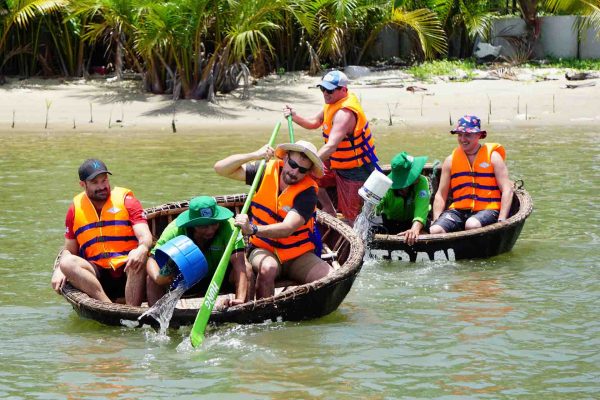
[356,1,448,63]
[70,0,143,79]
[431,0,498,58]
[132,0,286,100]
[0,0,67,75]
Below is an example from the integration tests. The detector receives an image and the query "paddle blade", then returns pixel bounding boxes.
[189,122,282,348]
[189,236,235,347]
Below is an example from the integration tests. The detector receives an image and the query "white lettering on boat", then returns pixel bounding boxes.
[367,248,456,262]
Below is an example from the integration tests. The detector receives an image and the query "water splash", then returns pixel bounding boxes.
[353,202,376,243]
[138,285,187,335]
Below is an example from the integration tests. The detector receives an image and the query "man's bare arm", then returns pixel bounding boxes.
[214,145,274,181]
[491,152,513,221]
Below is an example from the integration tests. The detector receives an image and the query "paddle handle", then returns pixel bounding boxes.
[190,122,282,347]
[287,115,295,144]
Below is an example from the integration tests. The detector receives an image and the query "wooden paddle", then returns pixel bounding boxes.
[190,122,282,347]
[287,114,295,143]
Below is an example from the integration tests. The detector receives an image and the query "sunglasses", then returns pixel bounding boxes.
[287,157,310,174]
[319,86,340,95]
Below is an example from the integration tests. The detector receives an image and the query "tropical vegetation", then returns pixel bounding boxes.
[0,0,599,99]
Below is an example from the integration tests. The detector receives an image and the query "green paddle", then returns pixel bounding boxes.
[190,122,282,347]
[287,114,295,144]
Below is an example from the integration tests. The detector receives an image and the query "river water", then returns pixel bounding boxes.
[0,125,598,398]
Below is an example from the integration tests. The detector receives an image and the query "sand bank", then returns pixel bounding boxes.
[0,68,599,134]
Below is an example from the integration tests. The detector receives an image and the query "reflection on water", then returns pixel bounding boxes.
[0,126,598,397]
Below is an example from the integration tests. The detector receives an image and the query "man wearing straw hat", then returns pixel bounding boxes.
[214,141,332,300]
[376,152,431,245]
[283,70,379,226]
[145,196,251,307]
[430,115,513,234]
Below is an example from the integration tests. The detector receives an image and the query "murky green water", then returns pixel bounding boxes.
[0,125,598,398]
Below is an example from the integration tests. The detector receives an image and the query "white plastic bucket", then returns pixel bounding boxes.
[358,170,393,205]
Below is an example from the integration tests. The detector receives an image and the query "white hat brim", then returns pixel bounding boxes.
[275,142,324,178]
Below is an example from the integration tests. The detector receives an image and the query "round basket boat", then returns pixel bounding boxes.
[55,194,365,328]
[366,164,533,261]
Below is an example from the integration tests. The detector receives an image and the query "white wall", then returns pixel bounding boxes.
[369,16,600,60]
[490,16,600,60]
[539,15,579,58]
[580,23,600,59]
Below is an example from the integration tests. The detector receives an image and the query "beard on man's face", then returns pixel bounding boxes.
[87,187,109,201]
[282,170,300,185]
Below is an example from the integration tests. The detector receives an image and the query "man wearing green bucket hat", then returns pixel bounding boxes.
[375,152,431,245]
[145,196,251,307]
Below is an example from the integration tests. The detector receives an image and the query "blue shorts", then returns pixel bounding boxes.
[431,209,499,233]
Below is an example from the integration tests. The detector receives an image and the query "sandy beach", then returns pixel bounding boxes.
[1,68,599,134]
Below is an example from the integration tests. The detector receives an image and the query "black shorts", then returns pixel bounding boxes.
[431,209,499,233]
[94,264,127,301]
[380,215,430,235]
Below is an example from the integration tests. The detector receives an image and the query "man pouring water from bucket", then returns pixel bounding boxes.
[146,196,252,307]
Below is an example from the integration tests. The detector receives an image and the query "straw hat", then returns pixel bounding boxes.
[275,140,324,178]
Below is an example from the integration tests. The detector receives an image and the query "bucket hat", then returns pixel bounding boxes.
[317,70,349,91]
[275,140,324,178]
[176,196,233,228]
[388,152,428,190]
[451,115,487,139]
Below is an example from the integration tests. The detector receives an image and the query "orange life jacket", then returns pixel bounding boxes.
[72,186,138,269]
[249,160,318,262]
[449,143,506,211]
[322,92,377,170]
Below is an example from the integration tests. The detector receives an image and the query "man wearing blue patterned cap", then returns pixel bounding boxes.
[283,70,379,226]
[430,115,513,233]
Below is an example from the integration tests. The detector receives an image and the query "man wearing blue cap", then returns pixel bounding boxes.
[145,196,251,307]
[430,115,513,233]
[283,70,379,226]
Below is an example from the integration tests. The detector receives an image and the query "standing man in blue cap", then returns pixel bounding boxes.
[283,70,379,226]
[430,115,513,233]
[145,196,251,307]
[51,159,153,306]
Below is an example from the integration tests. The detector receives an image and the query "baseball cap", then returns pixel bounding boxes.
[78,159,112,181]
[317,70,349,91]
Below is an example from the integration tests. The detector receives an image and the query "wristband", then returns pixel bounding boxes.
[250,223,259,236]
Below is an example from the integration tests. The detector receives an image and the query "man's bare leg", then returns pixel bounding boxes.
[125,266,146,306]
[59,252,111,302]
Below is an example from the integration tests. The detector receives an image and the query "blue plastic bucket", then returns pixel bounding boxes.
[154,236,208,290]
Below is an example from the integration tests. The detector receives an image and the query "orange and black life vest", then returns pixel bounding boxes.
[322,92,378,170]
[72,186,138,269]
[249,160,318,263]
[449,143,505,211]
